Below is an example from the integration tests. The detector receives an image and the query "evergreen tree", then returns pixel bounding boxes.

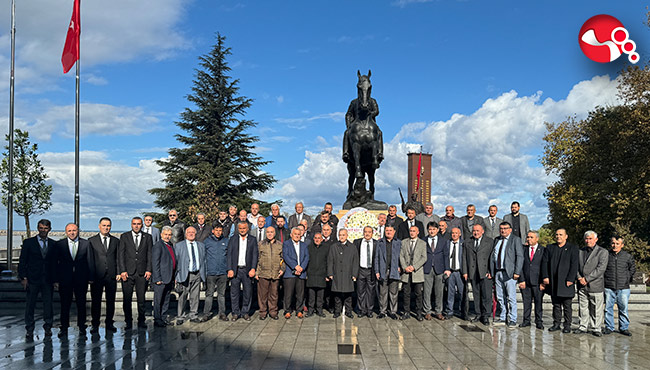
[150,34,275,222]
[0,129,53,237]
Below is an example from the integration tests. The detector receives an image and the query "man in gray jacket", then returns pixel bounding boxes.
[575,230,608,336]
[490,221,524,327]
[503,202,530,240]
[400,225,427,321]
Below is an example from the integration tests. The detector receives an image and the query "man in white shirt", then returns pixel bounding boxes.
[354,226,377,318]
[143,215,161,244]
[175,227,206,324]
[288,201,313,230]
[444,228,464,319]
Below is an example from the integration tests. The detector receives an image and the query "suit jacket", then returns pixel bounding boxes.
[152,239,176,284]
[274,227,290,244]
[518,244,544,286]
[88,233,120,281]
[174,239,206,283]
[483,217,503,240]
[463,236,494,281]
[542,242,579,298]
[143,225,160,245]
[460,215,486,241]
[423,235,449,275]
[53,238,94,286]
[396,218,425,240]
[447,238,464,272]
[399,238,427,283]
[283,240,309,279]
[577,244,609,293]
[193,223,212,242]
[118,231,153,276]
[490,234,524,278]
[354,238,378,274]
[375,238,401,280]
[18,236,56,284]
[503,213,531,240]
[251,226,266,243]
[287,213,313,230]
[227,234,258,274]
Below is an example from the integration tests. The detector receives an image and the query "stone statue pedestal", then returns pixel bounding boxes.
[342,177,387,210]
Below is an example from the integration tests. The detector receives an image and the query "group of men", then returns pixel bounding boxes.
[18,201,636,340]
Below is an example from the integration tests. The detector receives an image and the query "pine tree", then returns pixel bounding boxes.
[0,129,53,237]
[149,34,275,222]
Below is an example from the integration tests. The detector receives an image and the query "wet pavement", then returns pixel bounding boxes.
[0,306,648,370]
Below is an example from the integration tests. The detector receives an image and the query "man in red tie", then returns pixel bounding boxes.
[518,231,545,329]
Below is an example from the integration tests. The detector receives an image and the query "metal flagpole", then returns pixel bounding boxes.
[5,0,16,275]
[74,0,80,226]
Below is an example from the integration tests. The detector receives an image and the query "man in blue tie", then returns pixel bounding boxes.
[175,227,206,324]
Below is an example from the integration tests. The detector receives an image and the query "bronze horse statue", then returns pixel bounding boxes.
[342,70,384,203]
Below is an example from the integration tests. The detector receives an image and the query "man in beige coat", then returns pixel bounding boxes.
[575,230,609,336]
[400,225,427,321]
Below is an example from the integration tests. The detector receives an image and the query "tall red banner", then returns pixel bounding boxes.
[61,0,80,74]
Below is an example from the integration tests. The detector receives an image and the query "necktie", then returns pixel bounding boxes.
[530,246,535,262]
[497,239,505,270]
[451,242,457,270]
[103,236,108,250]
[71,240,77,259]
[258,229,262,241]
[40,239,47,257]
[145,227,149,234]
[491,218,495,229]
[190,242,197,271]
[135,234,140,249]
[474,239,479,251]
[366,240,371,267]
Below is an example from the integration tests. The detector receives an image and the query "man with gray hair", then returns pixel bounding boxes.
[161,209,186,245]
[417,202,440,227]
[484,205,502,240]
[575,230,608,336]
[265,203,282,228]
[175,226,206,325]
[193,213,211,242]
[288,201,312,230]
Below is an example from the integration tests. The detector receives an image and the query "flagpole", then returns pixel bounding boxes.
[74,0,80,226]
[5,0,16,275]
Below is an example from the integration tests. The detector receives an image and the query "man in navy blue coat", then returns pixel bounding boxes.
[152,226,176,327]
[422,222,450,321]
[374,225,401,319]
[227,221,258,321]
[283,227,309,318]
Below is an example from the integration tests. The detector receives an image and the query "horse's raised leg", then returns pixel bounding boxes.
[351,142,363,178]
[347,162,355,198]
[368,168,376,196]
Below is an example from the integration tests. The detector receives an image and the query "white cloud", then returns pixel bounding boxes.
[274,112,345,129]
[276,95,285,104]
[263,75,621,229]
[392,0,434,8]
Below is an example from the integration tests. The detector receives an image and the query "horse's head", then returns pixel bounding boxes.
[356,69,372,109]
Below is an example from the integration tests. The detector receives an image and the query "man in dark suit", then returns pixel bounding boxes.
[118,217,153,329]
[193,213,212,242]
[175,226,206,324]
[53,223,94,338]
[310,212,337,236]
[227,221,258,321]
[152,226,176,327]
[463,224,493,325]
[386,205,402,230]
[88,217,120,334]
[283,227,310,319]
[397,208,425,240]
[161,209,185,245]
[423,222,450,320]
[445,228,464,319]
[518,230,545,329]
[503,201,530,241]
[18,219,56,338]
[354,226,377,318]
[288,201,313,230]
[375,225,401,319]
[143,215,160,245]
[484,205,502,240]
[490,221,524,327]
[274,215,290,244]
[541,228,579,333]
[460,204,486,241]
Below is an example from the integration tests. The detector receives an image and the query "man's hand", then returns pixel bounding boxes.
[578,277,587,285]
[398,267,401,273]
[295,265,303,274]
[255,275,259,281]
[518,282,526,289]
[543,278,549,285]
[144,271,152,280]
[352,277,356,282]
[227,270,234,278]
[513,274,519,280]
[21,279,28,290]
[445,270,451,277]
[328,276,333,281]
[120,272,128,281]
[248,269,256,278]
[376,273,380,280]
[116,275,121,281]
[53,283,59,291]
[540,284,545,291]
[566,281,574,287]
[156,281,162,285]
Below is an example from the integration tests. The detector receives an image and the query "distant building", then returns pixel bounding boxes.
[407,152,432,205]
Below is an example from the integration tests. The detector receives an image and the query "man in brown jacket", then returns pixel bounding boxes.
[256,227,284,320]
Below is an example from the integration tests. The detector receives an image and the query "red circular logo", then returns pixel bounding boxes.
[579,14,639,64]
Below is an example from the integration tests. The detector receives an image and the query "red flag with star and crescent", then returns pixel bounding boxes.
[61,0,80,74]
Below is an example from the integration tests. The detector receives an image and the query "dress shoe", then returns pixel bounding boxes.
[297,312,304,319]
[377,313,386,319]
[318,312,326,318]
[548,325,561,332]
[138,321,148,329]
[333,313,340,318]
[357,312,365,318]
[305,311,313,318]
[436,313,445,321]
[519,322,531,328]
[536,323,544,330]
[469,316,481,323]
[400,314,410,320]
[562,328,571,333]
[493,319,506,326]
[58,328,68,338]
[424,314,432,321]
[219,314,229,322]
[284,312,291,319]
[507,321,517,328]
[480,318,490,326]
[259,315,267,320]
[154,321,167,328]
[190,318,201,323]
[416,315,424,322]
[271,315,279,320]
[573,328,587,334]
[106,325,118,332]
[164,320,175,326]
[176,319,185,325]
[44,328,52,336]
[388,313,398,320]
[367,313,373,318]
[89,326,100,334]
[243,314,251,321]
[603,328,613,335]
[231,315,239,322]
[619,329,632,336]
[345,312,354,319]
[592,331,602,337]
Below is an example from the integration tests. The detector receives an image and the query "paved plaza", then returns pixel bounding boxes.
[0,305,648,370]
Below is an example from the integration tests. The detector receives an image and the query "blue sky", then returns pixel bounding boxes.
[0,0,646,231]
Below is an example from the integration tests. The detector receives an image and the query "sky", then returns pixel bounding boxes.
[0,0,646,231]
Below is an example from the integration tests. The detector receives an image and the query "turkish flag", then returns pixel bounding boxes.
[416,151,422,191]
[61,0,80,74]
